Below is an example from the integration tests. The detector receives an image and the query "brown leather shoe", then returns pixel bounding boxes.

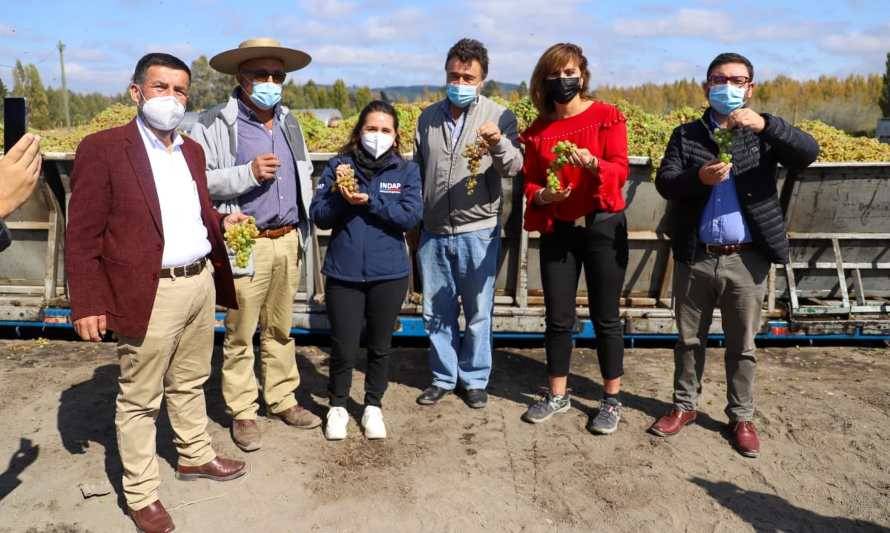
[231,419,261,452]
[649,407,697,437]
[176,456,247,481]
[130,500,174,533]
[274,405,322,429]
[732,421,761,458]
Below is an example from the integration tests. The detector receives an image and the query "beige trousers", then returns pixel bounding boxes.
[115,266,217,510]
[222,229,302,420]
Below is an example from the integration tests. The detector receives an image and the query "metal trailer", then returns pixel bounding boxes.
[1,153,888,342]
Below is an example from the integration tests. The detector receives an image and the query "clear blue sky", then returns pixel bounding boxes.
[2,0,889,95]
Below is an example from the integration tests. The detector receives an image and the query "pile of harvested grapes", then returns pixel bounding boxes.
[31,98,890,166]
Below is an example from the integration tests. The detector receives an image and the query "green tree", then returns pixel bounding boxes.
[303,80,320,108]
[517,81,528,97]
[0,77,7,118]
[482,80,501,98]
[880,52,890,118]
[330,79,350,114]
[353,86,374,111]
[188,55,233,111]
[12,61,51,128]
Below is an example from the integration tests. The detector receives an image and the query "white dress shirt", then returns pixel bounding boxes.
[136,116,212,268]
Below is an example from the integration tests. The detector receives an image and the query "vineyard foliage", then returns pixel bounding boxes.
[36,98,890,164]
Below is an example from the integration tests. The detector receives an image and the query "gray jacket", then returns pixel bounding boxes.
[414,95,523,234]
[190,93,317,288]
[189,93,315,246]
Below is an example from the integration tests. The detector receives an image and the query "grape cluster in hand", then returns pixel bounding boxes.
[335,164,358,193]
[225,217,259,268]
[713,128,734,164]
[461,136,489,195]
[545,140,578,192]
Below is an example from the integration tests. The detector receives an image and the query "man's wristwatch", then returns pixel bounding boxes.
[586,155,599,171]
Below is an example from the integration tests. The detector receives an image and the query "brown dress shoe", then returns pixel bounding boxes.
[649,407,697,437]
[274,405,322,429]
[732,421,760,458]
[231,419,261,452]
[176,456,247,481]
[130,500,175,533]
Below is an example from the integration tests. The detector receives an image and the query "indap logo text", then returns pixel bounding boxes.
[379,182,402,194]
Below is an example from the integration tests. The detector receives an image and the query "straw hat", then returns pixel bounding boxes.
[209,38,311,75]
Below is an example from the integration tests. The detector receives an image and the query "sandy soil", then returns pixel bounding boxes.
[0,339,888,532]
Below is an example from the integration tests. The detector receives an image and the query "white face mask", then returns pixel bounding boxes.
[360,131,395,159]
[138,88,186,131]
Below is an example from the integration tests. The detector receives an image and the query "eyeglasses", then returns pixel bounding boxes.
[241,69,287,84]
[707,75,751,87]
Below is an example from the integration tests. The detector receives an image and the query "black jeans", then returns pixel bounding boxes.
[325,276,409,407]
[540,213,629,380]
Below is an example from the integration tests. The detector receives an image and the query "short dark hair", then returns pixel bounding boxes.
[445,38,489,78]
[340,100,402,157]
[706,52,754,81]
[132,53,191,85]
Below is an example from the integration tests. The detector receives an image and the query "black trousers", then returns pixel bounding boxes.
[540,213,629,380]
[325,276,409,407]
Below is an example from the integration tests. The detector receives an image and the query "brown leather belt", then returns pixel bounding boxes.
[159,259,206,279]
[701,242,752,255]
[257,225,295,239]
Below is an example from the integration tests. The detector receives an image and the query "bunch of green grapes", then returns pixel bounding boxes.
[713,128,734,163]
[461,136,489,195]
[545,140,579,192]
[224,217,259,268]
[335,164,358,193]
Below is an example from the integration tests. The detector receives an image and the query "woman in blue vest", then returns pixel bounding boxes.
[310,100,422,441]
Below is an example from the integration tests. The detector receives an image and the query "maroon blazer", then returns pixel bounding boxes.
[65,119,237,338]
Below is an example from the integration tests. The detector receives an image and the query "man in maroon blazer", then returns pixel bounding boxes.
[66,53,248,533]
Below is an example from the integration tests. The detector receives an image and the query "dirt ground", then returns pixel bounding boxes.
[0,338,888,533]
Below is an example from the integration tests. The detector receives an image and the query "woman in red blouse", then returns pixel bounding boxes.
[520,43,629,434]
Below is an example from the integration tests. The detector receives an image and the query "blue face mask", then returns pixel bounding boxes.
[446,83,478,108]
[708,84,746,115]
[249,82,282,110]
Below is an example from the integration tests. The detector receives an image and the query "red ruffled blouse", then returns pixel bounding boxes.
[521,101,629,233]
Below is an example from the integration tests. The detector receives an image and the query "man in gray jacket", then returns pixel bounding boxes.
[414,38,523,409]
[190,38,320,451]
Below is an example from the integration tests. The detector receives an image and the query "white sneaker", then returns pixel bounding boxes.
[325,406,349,440]
[361,405,387,439]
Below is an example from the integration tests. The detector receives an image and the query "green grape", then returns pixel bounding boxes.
[713,127,734,163]
[462,136,489,195]
[225,216,259,268]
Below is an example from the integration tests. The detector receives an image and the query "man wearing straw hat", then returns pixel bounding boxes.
[191,38,321,452]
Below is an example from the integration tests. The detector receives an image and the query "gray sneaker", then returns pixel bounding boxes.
[588,398,622,435]
[522,392,571,423]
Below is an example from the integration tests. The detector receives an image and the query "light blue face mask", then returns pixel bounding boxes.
[250,82,282,110]
[709,84,746,115]
[446,83,478,108]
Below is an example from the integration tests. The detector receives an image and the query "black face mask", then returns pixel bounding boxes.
[545,77,581,105]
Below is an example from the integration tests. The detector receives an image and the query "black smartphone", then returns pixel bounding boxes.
[4,97,28,154]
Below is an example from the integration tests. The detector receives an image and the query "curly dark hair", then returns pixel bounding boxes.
[339,100,401,156]
[445,38,489,78]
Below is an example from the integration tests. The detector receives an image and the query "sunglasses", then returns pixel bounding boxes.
[241,69,287,84]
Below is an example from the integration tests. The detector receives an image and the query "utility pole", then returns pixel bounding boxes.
[57,41,70,127]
